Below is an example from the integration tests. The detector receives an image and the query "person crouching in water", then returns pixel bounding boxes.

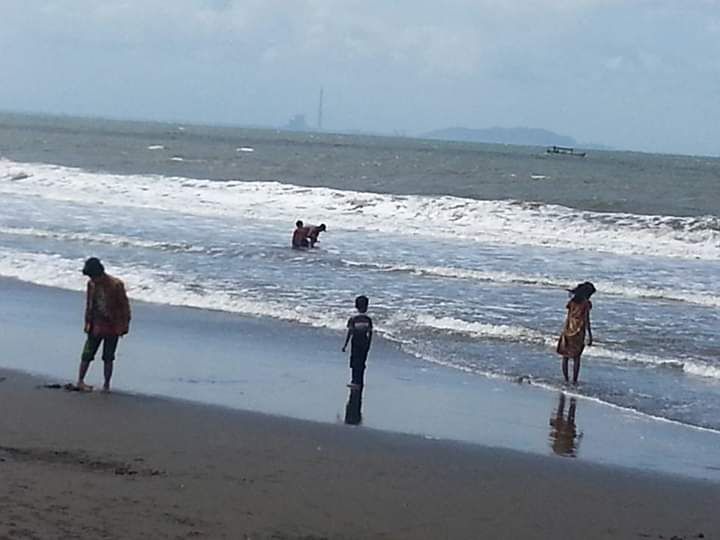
[76,257,131,392]
[292,220,309,249]
[307,223,326,248]
[556,281,595,384]
[342,295,373,389]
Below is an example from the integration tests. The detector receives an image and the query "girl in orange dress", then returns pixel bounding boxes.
[557,281,595,384]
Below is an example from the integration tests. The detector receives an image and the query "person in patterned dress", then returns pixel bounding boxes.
[557,281,595,384]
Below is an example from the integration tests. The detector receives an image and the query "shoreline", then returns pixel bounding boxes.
[3,362,720,484]
[2,274,719,437]
[1,277,720,483]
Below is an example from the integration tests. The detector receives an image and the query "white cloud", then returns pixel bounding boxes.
[0,1,621,74]
[0,0,718,154]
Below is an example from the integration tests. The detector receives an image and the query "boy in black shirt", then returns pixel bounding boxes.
[342,295,373,389]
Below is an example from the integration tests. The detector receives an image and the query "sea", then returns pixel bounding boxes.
[1,112,719,432]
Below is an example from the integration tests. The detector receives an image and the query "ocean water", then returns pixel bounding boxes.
[1,113,719,431]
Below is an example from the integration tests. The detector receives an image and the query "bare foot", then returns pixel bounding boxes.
[101,385,111,393]
[75,382,94,392]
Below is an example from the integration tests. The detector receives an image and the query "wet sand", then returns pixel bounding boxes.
[1,277,719,538]
[1,368,718,540]
[2,278,719,481]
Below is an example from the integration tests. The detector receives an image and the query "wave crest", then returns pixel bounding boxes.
[2,158,719,260]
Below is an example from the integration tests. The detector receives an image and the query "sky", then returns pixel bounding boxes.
[1,1,719,155]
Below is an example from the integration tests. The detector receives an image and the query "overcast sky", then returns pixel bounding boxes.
[1,1,719,155]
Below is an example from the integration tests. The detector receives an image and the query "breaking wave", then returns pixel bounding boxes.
[0,226,206,253]
[340,260,720,308]
[1,247,717,383]
[410,314,718,379]
[2,223,716,309]
[2,158,719,260]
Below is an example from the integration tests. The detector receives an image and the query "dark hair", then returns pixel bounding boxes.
[82,257,105,278]
[319,223,326,231]
[569,281,596,303]
[296,220,304,228]
[355,295,369,312]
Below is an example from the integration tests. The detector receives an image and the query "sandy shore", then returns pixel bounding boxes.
[0,368,718,540]
[1,278,719,538]
[2,278,720,481]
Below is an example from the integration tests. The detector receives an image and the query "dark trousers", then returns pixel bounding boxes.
[350,347,368,387]
[351,365,366,387]
[344,386,363,425]
[81,334,119,362]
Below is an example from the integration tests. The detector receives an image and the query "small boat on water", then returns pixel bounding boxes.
[546,145,586,157]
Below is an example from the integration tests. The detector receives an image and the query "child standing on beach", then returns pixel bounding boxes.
[77,257,131,392]
[557,282,595,384]
[342,295,373,389]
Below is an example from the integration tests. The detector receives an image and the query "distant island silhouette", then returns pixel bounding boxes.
[422,126,610,150]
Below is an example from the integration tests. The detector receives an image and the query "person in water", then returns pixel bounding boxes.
[556,281,595,384]
[292,220,309,249]
[342,295,373,389]
[77,257,131,392]
[307,223,326,248]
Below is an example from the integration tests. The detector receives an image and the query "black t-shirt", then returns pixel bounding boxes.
[347,314,373,352]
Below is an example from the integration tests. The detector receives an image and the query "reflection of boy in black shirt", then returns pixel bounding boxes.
[342,295,373,389]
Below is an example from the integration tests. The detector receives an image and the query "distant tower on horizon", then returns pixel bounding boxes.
[285,114,308,131]
[317,87,324,131]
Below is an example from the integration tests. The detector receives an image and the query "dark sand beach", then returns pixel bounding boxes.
[1,278,719,539]
[1,368,719,540]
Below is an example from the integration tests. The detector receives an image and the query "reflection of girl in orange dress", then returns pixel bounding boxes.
[549,393,580,457]
[557,282,595,384]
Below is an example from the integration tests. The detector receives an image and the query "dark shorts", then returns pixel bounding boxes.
[81,334,119,363]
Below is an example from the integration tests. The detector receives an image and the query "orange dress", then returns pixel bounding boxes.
[556,299,591,358]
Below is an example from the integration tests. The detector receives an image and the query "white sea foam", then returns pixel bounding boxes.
[0,248,347,332]
[2,221,712,309]
[1,158,719,260]
[147,145,165,150]
[0,226,204,253]
[1,248,719,384]
[682,362,720,380]
[342,260,720,308]
[409,314,717,376]
[237,147,255,153]
[413,314,550,345]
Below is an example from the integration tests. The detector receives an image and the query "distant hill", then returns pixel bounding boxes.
[422,126,577,147]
